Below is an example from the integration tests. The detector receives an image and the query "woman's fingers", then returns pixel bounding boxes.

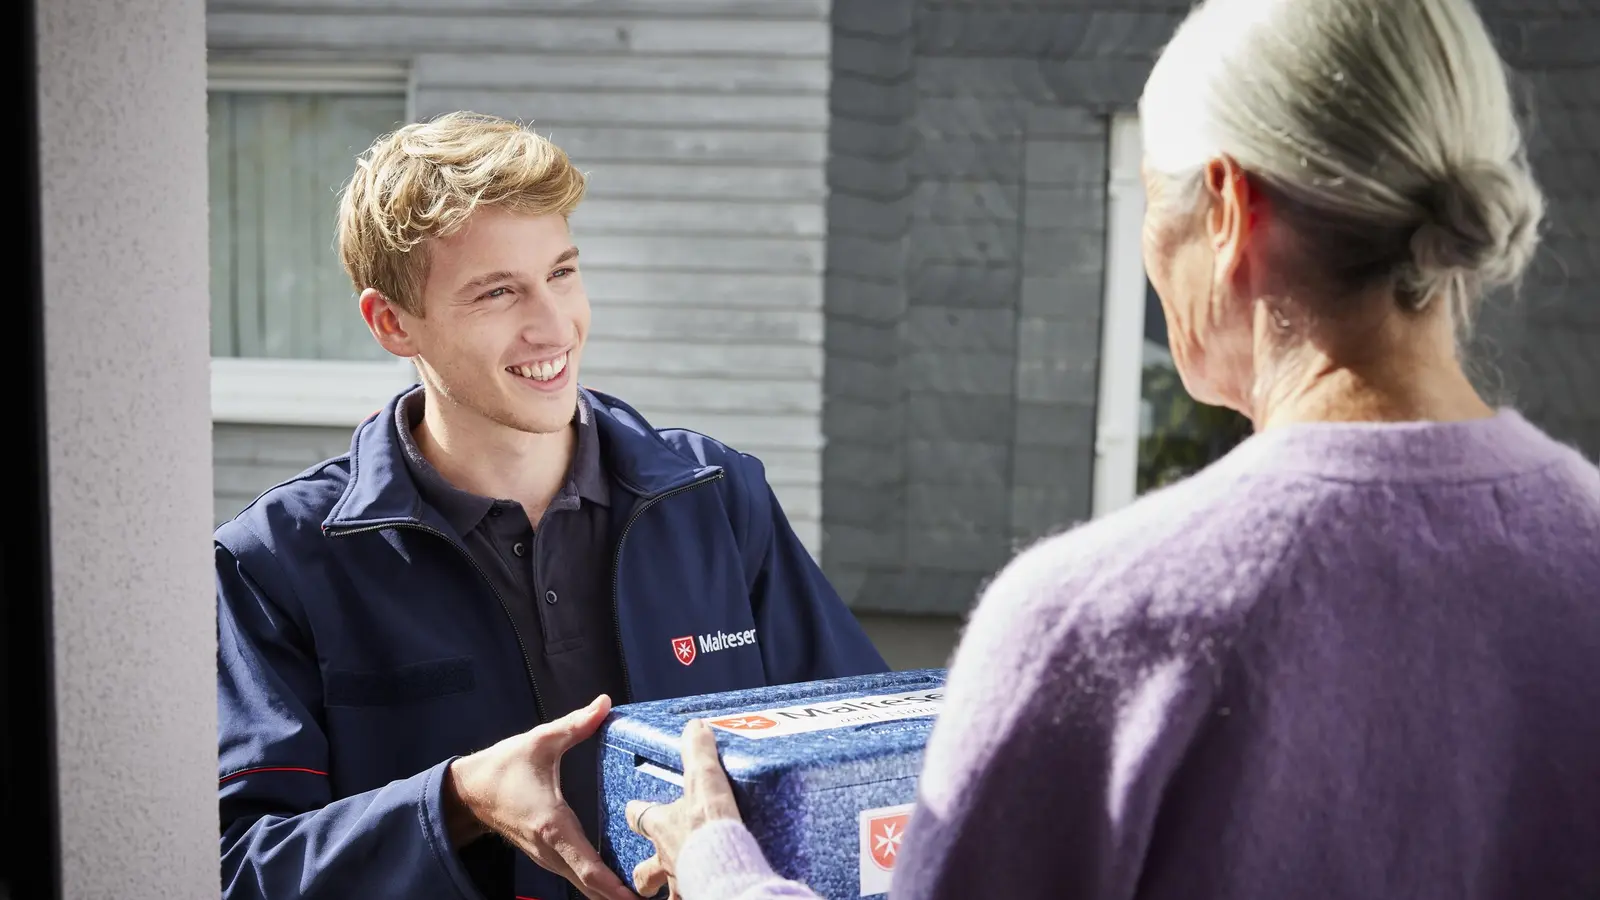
[681,720,740,818]
[624,719,744,888]
[625,799,661,841]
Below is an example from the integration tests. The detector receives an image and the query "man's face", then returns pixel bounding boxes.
[401,208,590,435]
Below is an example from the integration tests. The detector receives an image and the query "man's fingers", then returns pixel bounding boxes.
[524,848,630,900]
[577,883,638,900]
[534,695,613,761]
[543,806,635,900]
[633,855,668,897]
[573,861,637,900]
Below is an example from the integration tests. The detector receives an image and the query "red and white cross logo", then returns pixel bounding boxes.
[671,636,697,666]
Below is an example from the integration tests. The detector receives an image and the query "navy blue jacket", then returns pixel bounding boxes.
[216,388,887,900]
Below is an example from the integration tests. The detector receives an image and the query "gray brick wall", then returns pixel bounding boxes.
[823,0,916,610]
[822,0,1600,617]
[1492,7,1600,457]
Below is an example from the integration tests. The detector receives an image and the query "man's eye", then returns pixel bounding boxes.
[482,287,512,299]
[551,267,576,279]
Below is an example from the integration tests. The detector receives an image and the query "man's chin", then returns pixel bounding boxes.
[498,391,578,436]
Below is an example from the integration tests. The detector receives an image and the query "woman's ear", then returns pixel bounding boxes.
[1203,156,1259,293]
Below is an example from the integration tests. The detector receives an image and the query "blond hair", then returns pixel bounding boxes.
[337,111,587,315]
[1140,0,1543,331]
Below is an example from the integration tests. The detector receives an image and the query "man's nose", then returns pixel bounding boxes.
[515,284,566,337]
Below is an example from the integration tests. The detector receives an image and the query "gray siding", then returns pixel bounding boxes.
[208,0,833,549]
[213,423,352,525]
[822,0,1600,616]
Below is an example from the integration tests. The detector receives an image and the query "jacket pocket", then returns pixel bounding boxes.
[325,656,477,707]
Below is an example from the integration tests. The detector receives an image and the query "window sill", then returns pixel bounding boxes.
[211,357,416,427]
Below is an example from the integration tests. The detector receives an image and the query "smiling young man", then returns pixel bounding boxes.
[215,112,887,900]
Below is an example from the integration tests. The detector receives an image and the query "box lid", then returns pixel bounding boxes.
[602,669,947,791]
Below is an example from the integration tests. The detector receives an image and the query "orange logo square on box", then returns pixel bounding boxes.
[708,714,778,732]
[867,812,910,870]
[858,804,915,894]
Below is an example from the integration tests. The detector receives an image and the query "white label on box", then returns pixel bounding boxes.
[858,804,915,896]
[703,689,945,740]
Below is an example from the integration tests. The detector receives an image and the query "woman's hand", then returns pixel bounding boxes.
[625,719,743,898]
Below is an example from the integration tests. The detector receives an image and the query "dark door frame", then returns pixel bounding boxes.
[6,0,64,895]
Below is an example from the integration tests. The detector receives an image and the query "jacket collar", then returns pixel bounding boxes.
[584,387,724,497]
[323,386,720,533]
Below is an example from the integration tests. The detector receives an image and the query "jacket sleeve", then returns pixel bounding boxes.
[216,537,484,900]
[734,456,890,683]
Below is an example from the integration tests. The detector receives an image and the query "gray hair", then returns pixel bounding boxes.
[1139,0,1544,330]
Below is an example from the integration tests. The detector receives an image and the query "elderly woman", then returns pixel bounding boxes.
[623,0,1600,897]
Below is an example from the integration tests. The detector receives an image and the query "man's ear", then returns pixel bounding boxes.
[359,288,419,359]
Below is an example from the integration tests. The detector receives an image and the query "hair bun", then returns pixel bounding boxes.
[1406,161,1543,300]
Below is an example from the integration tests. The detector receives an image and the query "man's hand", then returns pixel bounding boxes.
[445,695,638,900]
[625,720,743,898]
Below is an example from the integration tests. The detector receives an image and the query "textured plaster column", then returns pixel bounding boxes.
[35,0,216,895]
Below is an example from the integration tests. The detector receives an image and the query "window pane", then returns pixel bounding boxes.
[208,91,405,360]
[1137,280,1253,493]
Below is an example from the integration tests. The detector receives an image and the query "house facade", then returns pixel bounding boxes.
[207,0,834,555]
[208,0,1600,667]
[818,0,1599,637]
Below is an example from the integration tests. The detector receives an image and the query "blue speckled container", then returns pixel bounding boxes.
[599,669,947,900]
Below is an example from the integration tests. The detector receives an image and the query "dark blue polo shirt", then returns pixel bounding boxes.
[395,388,624,848]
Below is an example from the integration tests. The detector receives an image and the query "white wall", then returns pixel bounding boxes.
[209,0,832,550]
[36,0,216,894]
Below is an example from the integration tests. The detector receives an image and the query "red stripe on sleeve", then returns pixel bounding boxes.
[219,765,329,784]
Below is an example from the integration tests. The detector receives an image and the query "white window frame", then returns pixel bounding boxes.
[1091,113,1149,518]
[207,60,418,427]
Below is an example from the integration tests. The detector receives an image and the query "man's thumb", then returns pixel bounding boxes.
[535,694,613,759]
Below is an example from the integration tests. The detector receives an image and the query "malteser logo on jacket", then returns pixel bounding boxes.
[671,636,697,666]
[670,629,758,666]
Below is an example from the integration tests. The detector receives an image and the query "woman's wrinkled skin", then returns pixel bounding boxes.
[1141,158,1493,431]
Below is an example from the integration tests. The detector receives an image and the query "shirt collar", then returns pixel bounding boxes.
[570,392,611,508]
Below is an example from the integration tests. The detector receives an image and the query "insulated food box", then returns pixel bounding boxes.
[598,669,948,899]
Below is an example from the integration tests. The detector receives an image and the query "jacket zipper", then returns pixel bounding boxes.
[326,521,545,721]
[609,471,725,704]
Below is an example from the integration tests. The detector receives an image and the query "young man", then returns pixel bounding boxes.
[216,112,887,900]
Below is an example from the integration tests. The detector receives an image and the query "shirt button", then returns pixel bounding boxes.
[512,542,525,557]
[545,590,558,605]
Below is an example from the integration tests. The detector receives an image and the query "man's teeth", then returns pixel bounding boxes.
[511,353,568,382]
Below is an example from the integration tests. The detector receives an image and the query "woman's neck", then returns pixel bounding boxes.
[1248,293,1495,431]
